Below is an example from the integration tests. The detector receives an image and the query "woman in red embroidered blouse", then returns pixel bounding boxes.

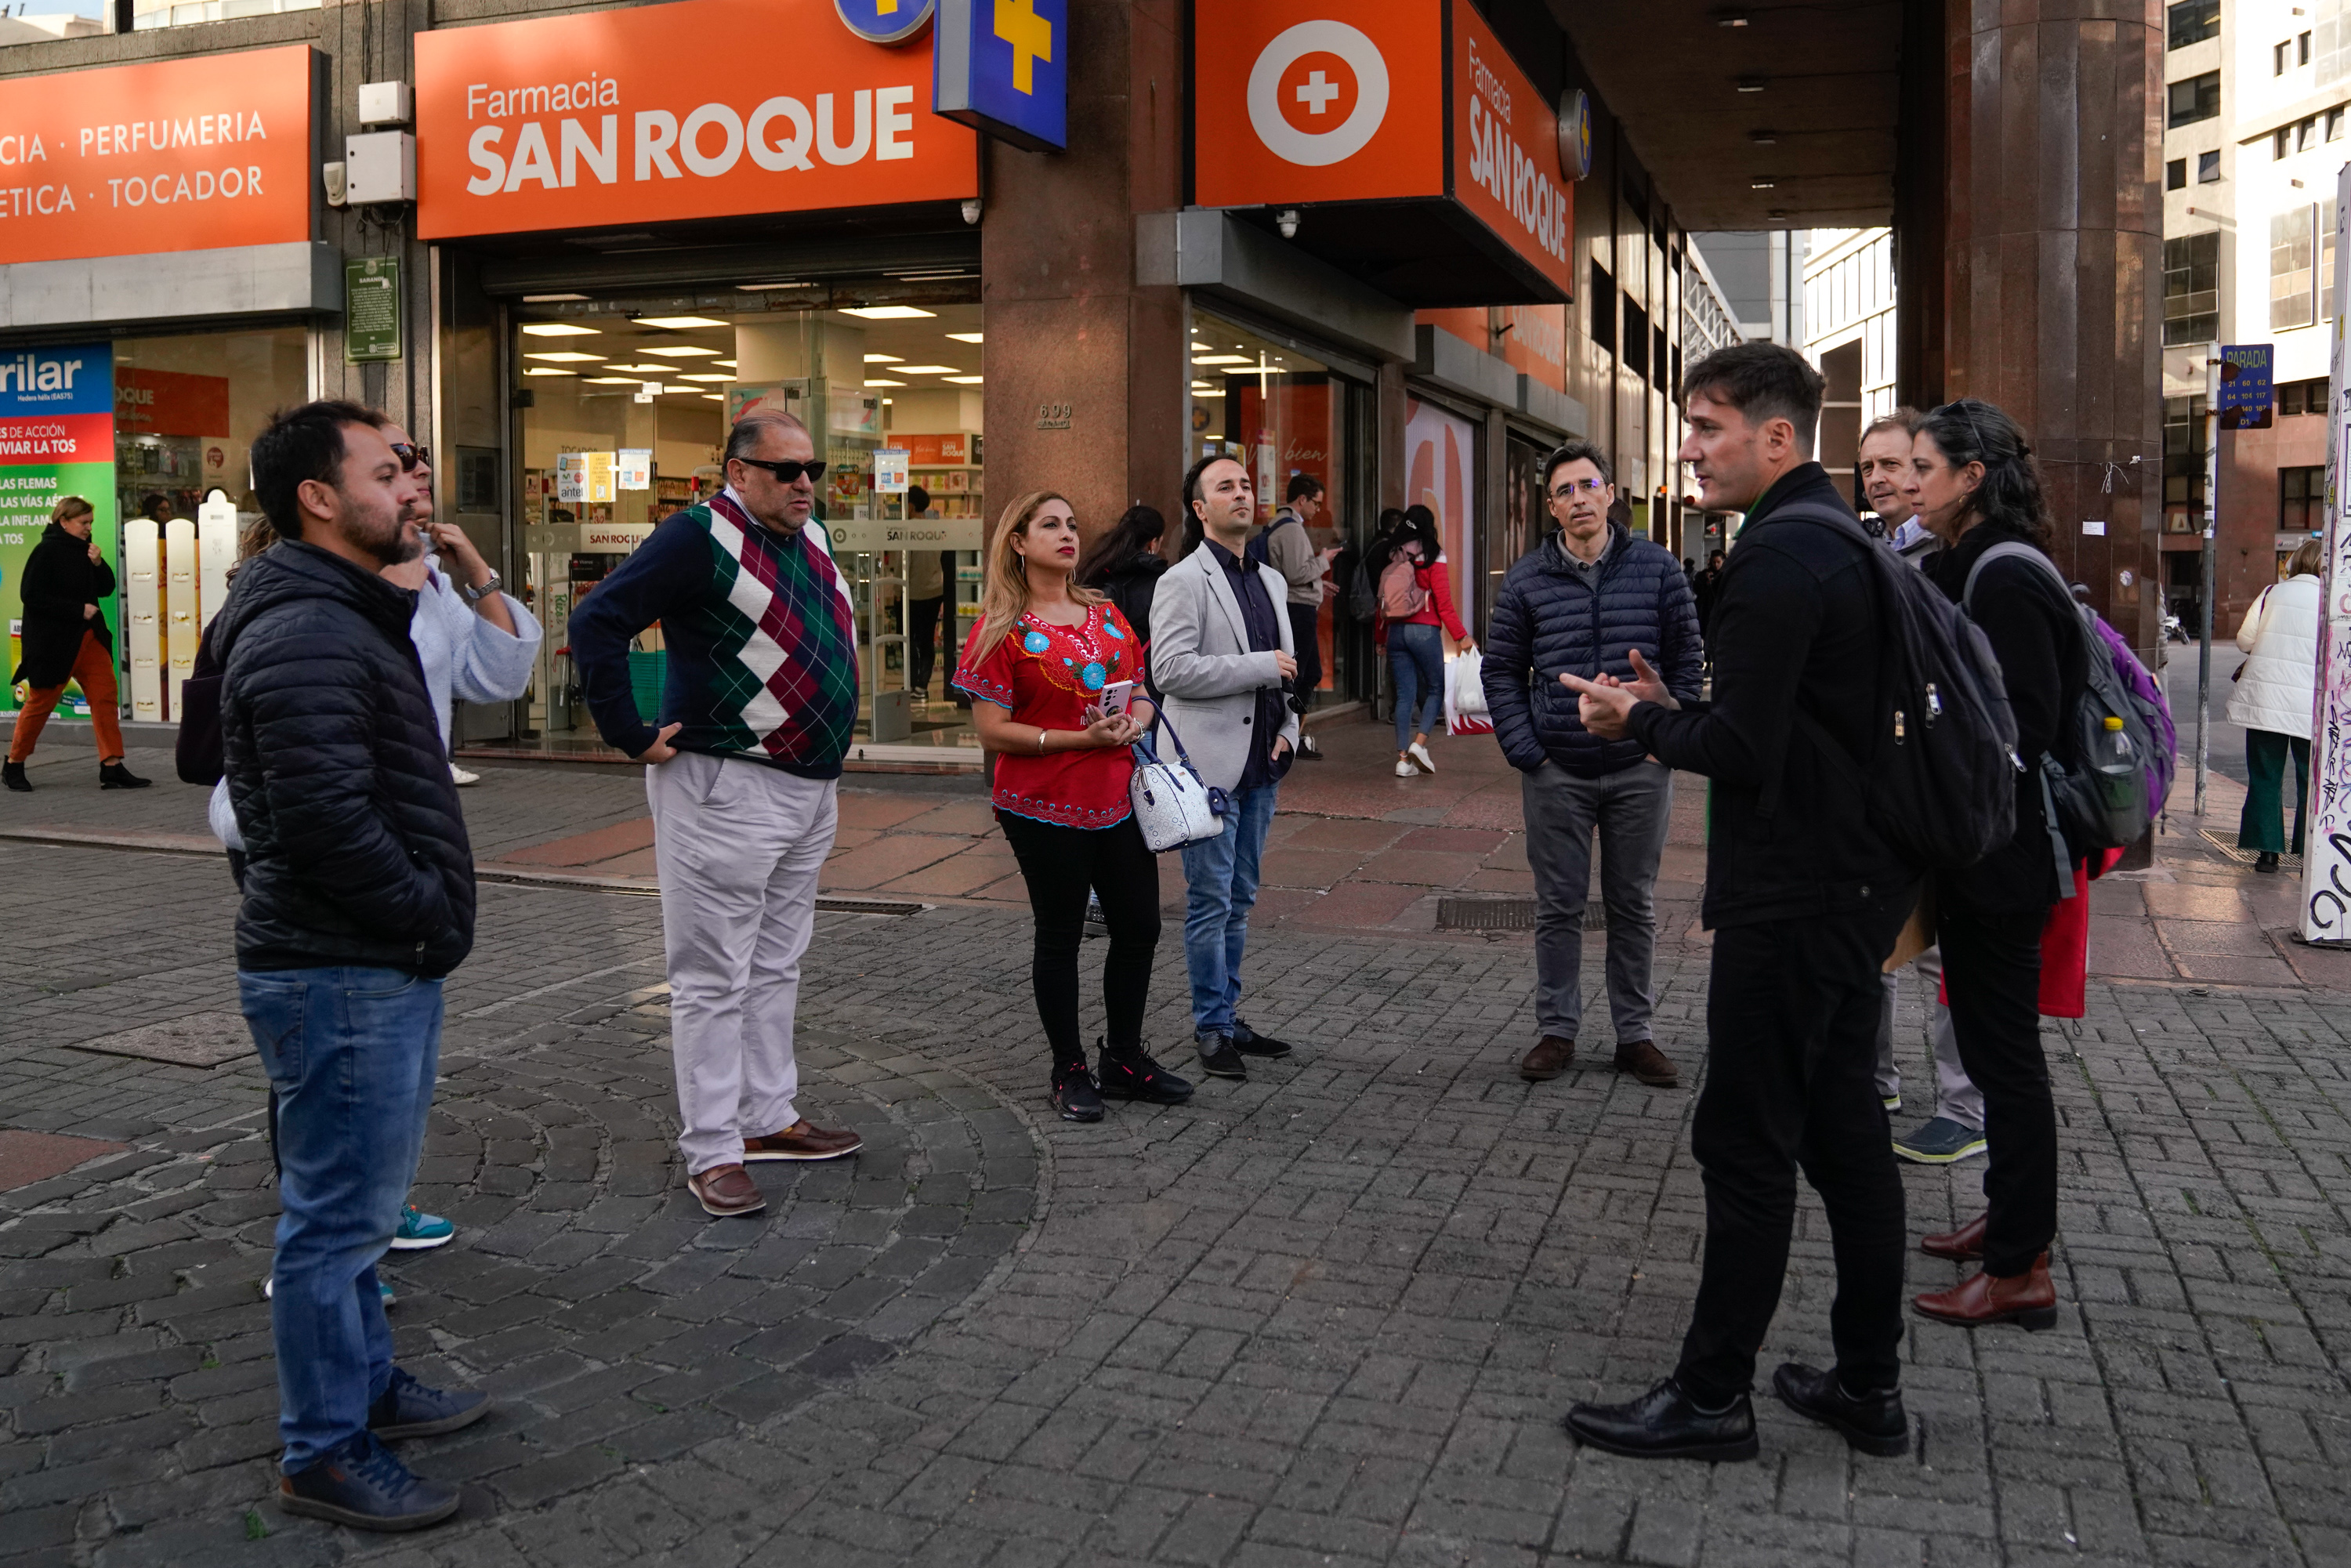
[954,491,1195,1122]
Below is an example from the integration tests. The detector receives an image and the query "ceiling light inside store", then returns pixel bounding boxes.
[1192,382,1214,391]
[1194,389,1226,399]
[714,360,737,368]
[839,306,936,320]
[864,353,902,363]
[1191,342,1213,350]
[894,364,959,375]
[606,363,670,373]
[864,378,905,387]
[679,373,732,382]
[944,376,984,385]
[520,323,600,337]
[734,281,802,291]
[585,377,639,385]
[702,393,725,400]
[641,345,721,357]
[632,316,728,328]
[523,368,576,376]
[1194,354,1252,365]
[946,332,984,344]
[524,351,602,363]
[523,293,591,302]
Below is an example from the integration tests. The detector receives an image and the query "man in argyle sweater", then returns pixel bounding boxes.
[570,409,865,1218]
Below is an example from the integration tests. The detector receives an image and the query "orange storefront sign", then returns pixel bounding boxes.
[1194,0,1571,299]
[0,45,313,267]
[415,0,979,241]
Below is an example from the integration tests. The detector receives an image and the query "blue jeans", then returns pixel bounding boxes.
[1389,621,1444,748]
[1179,784,1279,1034]
[238,965,444,1472]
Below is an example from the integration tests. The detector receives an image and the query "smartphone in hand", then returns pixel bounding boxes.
[1098,680,1136,716]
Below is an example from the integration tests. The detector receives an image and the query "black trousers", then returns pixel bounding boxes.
[1937,893,2056,1276]
[1676,900,1912,1403]
[996,810,1161,1068]
[1287,603,1321,710]
[908,595,946,695]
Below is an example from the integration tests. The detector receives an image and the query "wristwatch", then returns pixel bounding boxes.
[460,569,502,604]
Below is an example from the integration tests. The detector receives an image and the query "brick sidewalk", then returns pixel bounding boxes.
[8,835,2351,1565]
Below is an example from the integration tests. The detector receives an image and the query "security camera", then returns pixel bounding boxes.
[1277,208,1300,240]
[961,198,983,225]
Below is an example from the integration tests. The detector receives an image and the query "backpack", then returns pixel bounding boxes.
[1964,542,2158,856]
[1378,553,1430,620]
[1245,509,1302,568]
[1345,551,1379,621]
[1763,502,2023,872]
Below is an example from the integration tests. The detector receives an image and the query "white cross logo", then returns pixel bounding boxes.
[1295,70,1342,114]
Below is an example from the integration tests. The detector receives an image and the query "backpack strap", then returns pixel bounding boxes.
[1962,539,2070,610]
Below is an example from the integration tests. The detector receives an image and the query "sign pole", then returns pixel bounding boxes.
[2302,166,2351,943]
[2198,348,2218,817]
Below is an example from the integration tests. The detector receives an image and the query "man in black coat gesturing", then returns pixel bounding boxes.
[212,400,489,1533]
[3,495,146,791]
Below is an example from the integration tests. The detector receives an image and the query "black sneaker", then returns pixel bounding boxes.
[98,761,150,789]
[1050,1061,1106,1122]
[277,1430,460,1531]
[1771,1362,1910,1457]
[1096,1040,1194,1103]
[1194,1032,1248,1079]
[368,1367,492,1440]
[2,761,28,793]
[1230,1020,1294,1059]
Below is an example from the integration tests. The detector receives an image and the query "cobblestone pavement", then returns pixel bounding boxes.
[11,834,2351,1566]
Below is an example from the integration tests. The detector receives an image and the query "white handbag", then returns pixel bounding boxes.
[1128,715,1227,851]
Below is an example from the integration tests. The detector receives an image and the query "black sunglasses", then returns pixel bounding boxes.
[733,457,826,484]
[389,442,430,472]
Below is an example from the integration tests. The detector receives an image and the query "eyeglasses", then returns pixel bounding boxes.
[732,457,827,484]
[1549,477,1607,499]
[389,443,429,472]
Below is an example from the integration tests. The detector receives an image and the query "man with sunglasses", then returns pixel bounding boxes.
[569,409,864,1220]
[1481,439,1700,1091]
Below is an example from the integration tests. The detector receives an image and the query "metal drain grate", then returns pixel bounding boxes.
[1435,898,1606,932]
[813,896,928,916]
[2197,830,2302,872]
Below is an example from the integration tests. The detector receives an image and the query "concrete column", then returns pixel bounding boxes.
[1936,0,2164,653]
[981,0,1184,543]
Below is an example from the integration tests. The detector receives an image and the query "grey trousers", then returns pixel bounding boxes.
[1874,943,1985,1129]
[1521,759,1673,1044]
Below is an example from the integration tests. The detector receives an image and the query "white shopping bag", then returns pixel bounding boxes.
[1444,650,1492,737]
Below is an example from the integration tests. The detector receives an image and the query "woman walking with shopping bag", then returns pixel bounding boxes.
[2227,538,2323,871]
[954,491,1195,1121]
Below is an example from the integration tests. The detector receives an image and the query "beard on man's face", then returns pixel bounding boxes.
[339,494,421,568]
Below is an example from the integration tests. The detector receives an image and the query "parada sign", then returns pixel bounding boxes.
[415,0,976,241]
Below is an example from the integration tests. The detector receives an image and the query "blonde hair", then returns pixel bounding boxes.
[2289,538,2326,578]
[968,490,1103,664]
[49,495,92,526]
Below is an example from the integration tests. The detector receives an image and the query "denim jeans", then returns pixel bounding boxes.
[1388,621,1444,748]
[1179,784,1279,1034]
[239,965,444,1472]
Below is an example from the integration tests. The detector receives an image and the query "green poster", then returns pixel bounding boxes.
[1,466,119,712]
[346,257,401,364]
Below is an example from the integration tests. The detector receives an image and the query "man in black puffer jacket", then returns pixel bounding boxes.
[213,400,486,1534]
[1483,439,1700,1091]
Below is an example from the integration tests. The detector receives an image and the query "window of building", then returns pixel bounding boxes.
[2199,149,2222,181]
[2278,126,2294,158]
[2300,116,2320,151]
[2164,395,2208,535]
[132,0,318,27]
[2302,31,2313,64]
[2331,107,2346,141]
[1589,260,1617,355]
[2329,219,2342,321]
[2274,205,2318,329]
[2280,377,2329,415]
[2283,465,2326,533]
[2164,231,2221,345]
[1623,299,1650,379]
[2168,158,2189,189]
[2278,40,2293,74]
[2169,71,2221,126]
[2168,0,2219,47]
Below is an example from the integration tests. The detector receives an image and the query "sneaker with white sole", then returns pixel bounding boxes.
[1892,1114,1988,1164]
[1407,741,1436,773]
[389,1204,454,1251]
[265,1276,397,1306]
[448,763,480,787]
[1394,758,1416,777]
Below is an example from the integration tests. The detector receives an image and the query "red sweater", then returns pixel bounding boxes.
[1389,547,1469,642]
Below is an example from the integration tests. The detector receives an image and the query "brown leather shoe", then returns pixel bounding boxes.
[1912,1251,2057,1331]
[687,1164,766,1218]
[1921,1211,1989,1262]
[1615,1040,1679,1086]
[1520,1036,1574,1081]
[742,1120,864,1162]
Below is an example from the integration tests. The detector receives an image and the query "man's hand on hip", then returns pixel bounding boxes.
[636,722,683,764]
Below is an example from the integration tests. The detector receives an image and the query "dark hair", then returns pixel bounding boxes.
[1284,473,1324,505]
[250,400,386,542]
[724,408,811,463]
[1916,398,2052,551]
[906,484,930,512]
[1393,503,1441,563]
[1682,341,1824,454]
[1539,439,1613,493]
[1076,503,1166,585]
[1860,406,1924,445]
[1178,451,1249,559]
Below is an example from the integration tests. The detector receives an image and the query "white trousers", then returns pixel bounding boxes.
[1873,943,1986,1130]
[647,751,838,1174]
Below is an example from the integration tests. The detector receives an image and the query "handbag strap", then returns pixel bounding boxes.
[1147,708,1201,770]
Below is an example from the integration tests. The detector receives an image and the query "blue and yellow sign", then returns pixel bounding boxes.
[933,0,1067,154]
[2221,343,2275,430]
[835,0,935,45]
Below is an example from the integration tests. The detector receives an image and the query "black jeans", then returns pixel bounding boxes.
[996,810,1161,1068]
[1937,893,2056,1276]
[908,595,946,695]
[1286,602,1322,711]
[1676,900,1912,1403]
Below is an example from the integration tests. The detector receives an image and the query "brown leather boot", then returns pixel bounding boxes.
[1520,1036,1574,1081]
[1614,1040,1679,1087]
[1920,1211,1988,1262]
[1912,1251,2057,1331]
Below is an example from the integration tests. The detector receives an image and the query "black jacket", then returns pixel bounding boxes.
[1628,463,1914,929]
[1088,550,1168,657]
[10,522,114,688]
[212,541,474,977]
[1483,523,1703,777]
[1925,522,2085,911]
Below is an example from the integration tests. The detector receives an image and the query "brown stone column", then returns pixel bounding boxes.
[1932,0,2164,653]
[981,0,1186,544]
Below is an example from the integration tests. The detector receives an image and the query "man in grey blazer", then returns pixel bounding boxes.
[1153,454,1303,1080]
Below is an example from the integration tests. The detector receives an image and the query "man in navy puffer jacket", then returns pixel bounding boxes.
[1483,440,1701,1088]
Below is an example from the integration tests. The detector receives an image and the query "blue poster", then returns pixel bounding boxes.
[2220,342,2275,429]
[933,0,1066,154]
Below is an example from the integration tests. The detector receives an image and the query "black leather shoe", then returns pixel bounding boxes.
[368,1367,491,1440]
[1563,1378,1758,1462]
[1194,1032,1248,1079]
[1230,1020,1293,1059]
[277,1431,459,1531]
[98,761,150,789]
[2,761,28,793]
[1771,1362,1909,1457]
